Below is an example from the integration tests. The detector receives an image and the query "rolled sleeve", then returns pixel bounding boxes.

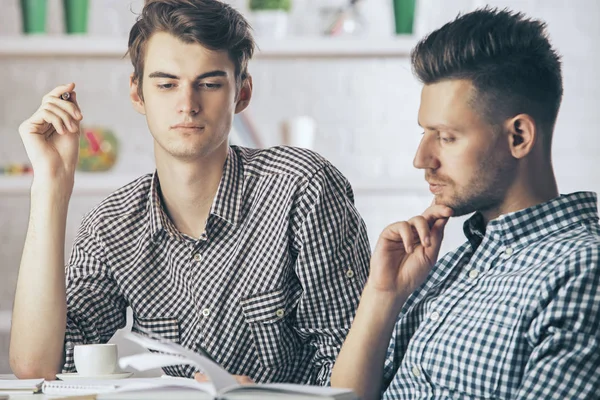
[291,165,371,385]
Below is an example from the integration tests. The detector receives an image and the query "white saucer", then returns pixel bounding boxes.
[56,371,133,381]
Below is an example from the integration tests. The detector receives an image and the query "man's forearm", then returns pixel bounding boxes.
[331,284,407,400]
[10,184,71,379]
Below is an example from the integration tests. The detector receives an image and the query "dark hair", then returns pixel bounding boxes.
[128,0,255,99]
[411,7,563,148]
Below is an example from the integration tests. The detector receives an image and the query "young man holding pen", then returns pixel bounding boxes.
[10,0,370,384]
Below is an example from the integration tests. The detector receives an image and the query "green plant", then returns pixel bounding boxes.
[249,0,291,12]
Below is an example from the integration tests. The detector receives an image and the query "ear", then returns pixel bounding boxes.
[234,75,253,114]
[505,114,536,159]
[129,73,146,115]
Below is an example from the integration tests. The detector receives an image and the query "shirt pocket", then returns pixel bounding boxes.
[241,289,300,369]
[131,316,181,344]
[426,302,523,398]
[131,317,182,377]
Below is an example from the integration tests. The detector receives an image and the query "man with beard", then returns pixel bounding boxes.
[331,7,599,400]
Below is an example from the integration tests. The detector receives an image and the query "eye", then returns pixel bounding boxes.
[157,83,174,90]
[437,133,455,143]
[199,82,222,90]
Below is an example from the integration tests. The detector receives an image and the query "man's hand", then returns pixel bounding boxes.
[18,82,83,185]
[368,203,453,298]
[194,372,254,385]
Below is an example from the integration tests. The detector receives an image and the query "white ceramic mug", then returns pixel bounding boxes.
[282,116,316,150]
[73,343,118,376]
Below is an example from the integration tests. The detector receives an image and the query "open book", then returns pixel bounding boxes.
[105,330,357,400]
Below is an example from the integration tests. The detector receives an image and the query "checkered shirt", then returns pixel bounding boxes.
[382,192,600,399]
[62,145,371,385]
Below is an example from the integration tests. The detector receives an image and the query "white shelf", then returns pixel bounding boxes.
[0,173,141,195]
[0,174,427,195]
[0,35,417,58]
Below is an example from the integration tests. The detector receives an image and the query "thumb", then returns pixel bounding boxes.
[424,217,448,263]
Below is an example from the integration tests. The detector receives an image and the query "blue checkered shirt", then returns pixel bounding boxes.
[382,192,600,399]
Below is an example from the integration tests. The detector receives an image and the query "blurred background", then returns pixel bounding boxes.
[0,0,598,373]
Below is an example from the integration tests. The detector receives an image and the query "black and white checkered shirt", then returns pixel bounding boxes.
[62,145,370,385]
[382,192,600,399]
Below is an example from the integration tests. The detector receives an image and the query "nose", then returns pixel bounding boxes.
[413,133,440,170]
[177,84,201,115]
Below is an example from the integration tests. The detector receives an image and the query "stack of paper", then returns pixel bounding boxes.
[0,374,44,395]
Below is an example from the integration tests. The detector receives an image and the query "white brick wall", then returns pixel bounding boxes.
[0,0,598,372]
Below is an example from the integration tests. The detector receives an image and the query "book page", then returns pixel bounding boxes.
[229,383,355,396]
[121,331,238,394]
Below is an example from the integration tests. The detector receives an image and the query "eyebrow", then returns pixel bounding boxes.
[418,121,463,132]
[147,70,228,80]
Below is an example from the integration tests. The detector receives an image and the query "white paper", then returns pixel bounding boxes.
[121,331,238,394]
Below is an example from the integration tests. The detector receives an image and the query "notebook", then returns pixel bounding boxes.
[0,375,44,395]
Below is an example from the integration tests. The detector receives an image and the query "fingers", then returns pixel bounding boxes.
[194,373,253,385]
[47,82,76,99]
[408,216,432,248]
[430,216,449,242]
[30,108,68,136]
[68,91,83,119]
[422,204,453,224]
[381,212,450,253]
[234,375,254,385]
[39,102,79,134]
[381,221,420,253]
[42,92,83,122]
[25,84,83,137]
[194,372,209,382]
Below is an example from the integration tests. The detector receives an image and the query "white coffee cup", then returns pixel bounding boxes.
[74,344,118,376]
[282,116,316,150]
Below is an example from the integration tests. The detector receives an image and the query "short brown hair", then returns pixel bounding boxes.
[411,7,563,149]
[128,0,255,99]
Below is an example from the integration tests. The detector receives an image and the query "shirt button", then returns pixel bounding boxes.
[468,269,480,279]
[412,366,421,377]
[505,247,514,256]
[430,311,440,321]
[346,269,354,278]
[193,253,202,262]
[202,308,210,317]
[275,309,285,318]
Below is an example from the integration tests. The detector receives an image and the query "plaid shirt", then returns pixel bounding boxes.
[62,145,370,384]
[382,192,600,399]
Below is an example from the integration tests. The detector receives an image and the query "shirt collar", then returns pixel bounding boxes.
[147,147,245,238]
[210,146,244,226]
[463,191,598,251]
[148,171,179,239]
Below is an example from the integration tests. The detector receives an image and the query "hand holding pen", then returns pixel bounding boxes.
[17,82,83,184]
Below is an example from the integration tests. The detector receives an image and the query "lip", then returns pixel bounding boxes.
[171,124,205,130]
[428,183,444,194]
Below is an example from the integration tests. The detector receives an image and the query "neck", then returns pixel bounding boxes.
[481,161,559,224]
[156,143,229,238]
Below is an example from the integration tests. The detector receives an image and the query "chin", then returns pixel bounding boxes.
[437,195,475,217]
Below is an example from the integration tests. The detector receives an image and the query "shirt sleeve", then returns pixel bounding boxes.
[290,164,371,385]
[516,246,600,399]
[62,224,128,373]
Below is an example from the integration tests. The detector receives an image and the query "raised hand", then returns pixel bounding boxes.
[368,203,453,297]
[18,83,83,184]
